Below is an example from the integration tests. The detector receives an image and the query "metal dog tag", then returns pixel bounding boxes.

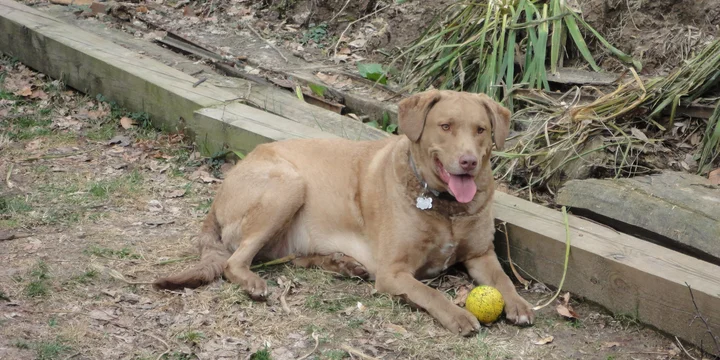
[416,183,433,210]
[416,196,433,210]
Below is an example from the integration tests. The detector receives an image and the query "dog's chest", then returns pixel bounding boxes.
[415,218,476,279]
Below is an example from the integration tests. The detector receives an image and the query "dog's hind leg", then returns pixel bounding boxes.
[292,253,369,279]
[221,163,306,300]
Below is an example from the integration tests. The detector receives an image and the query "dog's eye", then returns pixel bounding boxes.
[477,127,485,134]
[441,124,451,131]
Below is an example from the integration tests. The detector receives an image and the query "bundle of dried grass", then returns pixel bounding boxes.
[493,39,720,189]
[393,0,639,110]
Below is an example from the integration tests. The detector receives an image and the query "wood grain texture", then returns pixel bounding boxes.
[494,191,720,353]
[192,102,338,155]
[0,0,238,134]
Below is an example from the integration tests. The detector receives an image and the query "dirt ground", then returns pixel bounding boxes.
[54,0,719,78]
[0,54,711,360]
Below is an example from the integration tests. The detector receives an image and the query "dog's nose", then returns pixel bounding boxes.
[459,155,478,171]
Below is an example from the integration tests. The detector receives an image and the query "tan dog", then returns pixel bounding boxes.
[154,89,534,335]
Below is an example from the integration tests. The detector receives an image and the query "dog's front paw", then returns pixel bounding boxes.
[224,266,268,301]
[504,294,534,325]
[437,306,481,336]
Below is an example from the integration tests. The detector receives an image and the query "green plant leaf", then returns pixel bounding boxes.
[357,63,388,84]
[309,83,327,97]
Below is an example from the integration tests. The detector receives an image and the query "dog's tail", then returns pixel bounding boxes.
[153,209,230,290]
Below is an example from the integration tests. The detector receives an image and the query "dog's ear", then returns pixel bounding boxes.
[398,90,442,142]
[475,93,511,150]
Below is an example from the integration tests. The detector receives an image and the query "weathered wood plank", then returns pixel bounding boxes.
[493,191,720,354]
[556,172,720,264]
[192,102,338,156]
[0,0,237,134]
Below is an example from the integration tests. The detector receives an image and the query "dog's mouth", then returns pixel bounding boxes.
[434,157,477,203]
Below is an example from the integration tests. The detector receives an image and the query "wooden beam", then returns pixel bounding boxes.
[192,102,338,156]
[0,0,237,134]
[493,191,720,354]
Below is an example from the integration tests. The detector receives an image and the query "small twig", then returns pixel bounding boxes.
[0,231,33,241]
[297,332,320,360]
[685,282,720,356]
[340,345,379,360]
[500,222,531,289]
[134,329,171,360]
[675,336,698,360]
[5,162,13,188]
[328,0,351,23]
[63,352,81,360]
[246,24,288,63]
[244,83,252,100]
[192,77,207,87]
[250,254,297,270]
[333,3,393,58]
[154,256,198,266]
[279,283,292,314]
[22,152,85,162]
[533,206,572,311]
[190,69,204,76]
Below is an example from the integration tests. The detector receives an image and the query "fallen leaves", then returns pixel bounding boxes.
[120,116,136,129]
[709,168,720,185]
[534,336,554,345]
[453,285,472,306]
[556,292,580,320]
[108,135,132,147]
[88,309,118,322]
[14,86,32,97]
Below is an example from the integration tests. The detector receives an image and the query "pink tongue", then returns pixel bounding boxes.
[448,175,477,203]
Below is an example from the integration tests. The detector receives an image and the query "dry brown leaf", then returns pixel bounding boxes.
[630,127,649,143]
[136,5,148,13]
[165,189,186,198]
[120,116,135,129]
[602,342,620,349]
[15,86,32,97]
[183,5,195,17]
[556,303,580,320]
[453,285,471,306]
[556,292,580,319]
[534,336,554,345]
[709,168,720,185]
[30,89,48,100]
[386,323,407,334]
[88,309,117,322]
[91,2,107,15]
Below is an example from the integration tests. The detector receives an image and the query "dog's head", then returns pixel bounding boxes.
[398,89,510,203]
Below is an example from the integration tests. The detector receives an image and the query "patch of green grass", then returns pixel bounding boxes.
[161,353,195,360]
[0,195,33,215]
[195,198,213,213]
[250,346,272,360]
[347,317,365,329]
[321,349,348,360]
[35,340,72,360]
[88,171,143,200]
[86,122,117,141]
[0,219,20,229]
[302,23,329,45]
[67,269,98,285]
[84,245,140,260]
[48,317,58,327]
[14,338,70,360]
[177,330,205,345]
[305,294,363,313]
[26,261,51,297]
[1,114,53,140]
[13,341,30,349]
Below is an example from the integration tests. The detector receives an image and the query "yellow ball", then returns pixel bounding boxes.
[465,285,505,324]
